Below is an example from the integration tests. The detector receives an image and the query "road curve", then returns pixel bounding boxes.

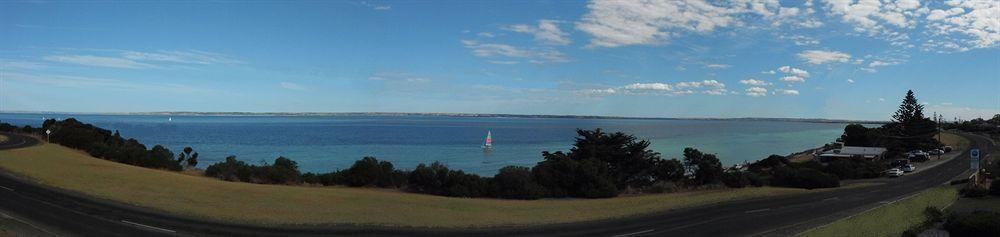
[0,132,991,237]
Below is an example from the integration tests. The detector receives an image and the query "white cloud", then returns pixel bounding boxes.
[121,50,243,65]
[797,50,852,64]
[590,79,729,96]
[575,0,782,47]
[44,55,155,69]
[746,87,768,97]
[279,82,306,90]
[506,19,571,45]
[780,76,806,82]
[624,82,673,91]
[477,32,496,38]
[823,0,923,31]
[781,35,821,45]
[924,0,1000,49]
[368,72,432,83]
[775,88,800,95]
[878,97,886,102]
[868,60,899,67]
[0,60,46,70]
[460,40,569,64]
[739,78,772,86]
[778,65,810,77]
[847,78,855,83]
[4,72,210,94]
[704,63,731,69]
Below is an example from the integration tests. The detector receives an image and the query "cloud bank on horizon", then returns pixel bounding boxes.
[1,0,997,120]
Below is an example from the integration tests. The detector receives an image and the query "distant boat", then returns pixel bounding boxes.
[168,117,173,122]
[481,130,493,151]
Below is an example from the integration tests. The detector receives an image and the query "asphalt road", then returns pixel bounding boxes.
[0,132,991,237]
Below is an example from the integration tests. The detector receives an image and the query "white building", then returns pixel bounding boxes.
[818,146,888,161]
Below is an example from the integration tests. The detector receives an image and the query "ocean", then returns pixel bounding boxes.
[0,113,851,175]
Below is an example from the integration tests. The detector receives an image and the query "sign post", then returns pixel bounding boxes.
[45,129,51,142]
[971,149,980,186]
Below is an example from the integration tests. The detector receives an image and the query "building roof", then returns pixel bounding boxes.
[819,146,887,158]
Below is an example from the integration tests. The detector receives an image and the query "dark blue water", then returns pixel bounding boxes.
[0,113,848,175]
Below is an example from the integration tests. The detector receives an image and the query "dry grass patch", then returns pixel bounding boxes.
[940,132,970,150]
[0,135,7,143]
[0,144,845,227]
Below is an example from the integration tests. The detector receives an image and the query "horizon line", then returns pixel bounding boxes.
[0,110,890,123]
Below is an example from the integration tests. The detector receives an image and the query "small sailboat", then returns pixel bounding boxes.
[168,117,173,122]
[481,130,493,151]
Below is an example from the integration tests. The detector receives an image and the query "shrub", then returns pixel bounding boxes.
[343,157,406,188]
[683,148,724,185]
[722,169,751,188]
[204,155,251,182]
[642,181,679,194]
[770,167,840,189]
[823,157,883,180]
[959,186,989,198]
[407,162,490,197]
[532,152,618,198]
[944,211,1000,237]
[491,166,545,199]
[991,180,1000,196]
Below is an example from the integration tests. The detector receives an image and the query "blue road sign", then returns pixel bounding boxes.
[971,149,980,171]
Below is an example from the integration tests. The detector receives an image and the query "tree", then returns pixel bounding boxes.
[187,152,199,167]
[841,124,874,146]
[683,148,724,185]
[893,90,925,123]
[885,90,941,152]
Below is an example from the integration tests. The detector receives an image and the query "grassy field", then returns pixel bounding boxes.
[798,185,959,237]
[0,143,852,227]
[940,132,970,150]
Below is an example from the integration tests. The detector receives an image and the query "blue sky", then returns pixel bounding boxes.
[1,0,997,120]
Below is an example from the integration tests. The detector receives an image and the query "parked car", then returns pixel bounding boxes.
[891,159,910,167]
[886,168,904,177]
[942,146,953,152]
[929,149,945,155]
[907,150,929,157]
[902,164,916,172]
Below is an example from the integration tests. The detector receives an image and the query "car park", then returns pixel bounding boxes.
[886,168,904,177]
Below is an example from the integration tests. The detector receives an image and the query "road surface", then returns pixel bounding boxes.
[0,132,991,237]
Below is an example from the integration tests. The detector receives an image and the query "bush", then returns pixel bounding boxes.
[532,151,617,198]
[959,186,989,198]
[944,211,1000,237]
[770,167,840,189]
[722,169,751,188]
[204,156,251,182]
[343,157,406,188]
[991,180,1000,196]
[491,166,545,199]
[38,118,183,171]
[683,148,724,185]
[823,157,883,180]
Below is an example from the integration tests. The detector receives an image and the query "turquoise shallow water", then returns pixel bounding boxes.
[0,113,848,175]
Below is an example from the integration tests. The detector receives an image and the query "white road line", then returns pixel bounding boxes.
[120,220,176,233]
[744,208,771,214]
[0,185,13,192]
[611,229,655,237]
[821,197,839,202]
[0,210,62,237]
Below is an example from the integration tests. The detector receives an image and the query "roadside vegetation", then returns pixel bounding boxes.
[0,143,836,227]
[799,185,959,237]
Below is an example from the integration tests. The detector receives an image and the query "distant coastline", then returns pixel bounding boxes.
[0,111,888,124]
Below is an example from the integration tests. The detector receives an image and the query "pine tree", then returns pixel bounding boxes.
[892,90,925,123]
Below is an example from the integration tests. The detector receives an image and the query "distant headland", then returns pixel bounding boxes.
[0,111,888,124]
